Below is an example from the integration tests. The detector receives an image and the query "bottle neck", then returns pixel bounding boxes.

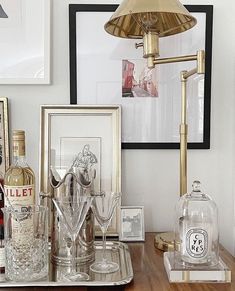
[12,139,27,167]
[12,155,27,167]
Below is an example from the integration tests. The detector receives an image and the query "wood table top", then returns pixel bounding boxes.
[1,233,235,291]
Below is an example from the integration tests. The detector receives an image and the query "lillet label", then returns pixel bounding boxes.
[4,185,35,206]
[5,186,33,197]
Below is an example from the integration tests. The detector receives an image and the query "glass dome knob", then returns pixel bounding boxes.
[192,180,202,193]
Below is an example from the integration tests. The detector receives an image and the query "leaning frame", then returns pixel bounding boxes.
[39,105,121,235]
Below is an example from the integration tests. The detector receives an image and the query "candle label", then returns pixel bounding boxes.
[186,228,208,258]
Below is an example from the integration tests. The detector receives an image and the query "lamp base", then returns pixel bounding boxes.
[164,252,231,283]
[154,232,175,252]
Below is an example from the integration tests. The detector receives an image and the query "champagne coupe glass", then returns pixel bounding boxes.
[52,196,93,281]
[90,191,121,274]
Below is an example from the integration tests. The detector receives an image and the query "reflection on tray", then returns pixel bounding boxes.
[0,241,133,287]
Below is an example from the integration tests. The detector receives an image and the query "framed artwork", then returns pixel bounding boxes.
[39,105,121,235]
[0,97,9,175]
[69,4,213,149]
[119,206,145,242]
[0,0,51,84]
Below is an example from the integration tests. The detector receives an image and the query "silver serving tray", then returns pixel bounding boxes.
[0,241,133,287]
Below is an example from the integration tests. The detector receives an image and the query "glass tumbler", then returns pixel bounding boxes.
[4,205,49,281]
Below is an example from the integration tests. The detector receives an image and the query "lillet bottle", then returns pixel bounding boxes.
[4,130,35,208]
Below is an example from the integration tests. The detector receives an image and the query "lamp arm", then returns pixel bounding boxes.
[154,54,197,66]
[150,50,205,196]
[180,66,203,196]
[149,50,205,73]
[182,68,197,80]
[142,49,205,195]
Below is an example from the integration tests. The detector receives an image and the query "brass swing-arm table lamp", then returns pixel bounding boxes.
[104,0,205,250]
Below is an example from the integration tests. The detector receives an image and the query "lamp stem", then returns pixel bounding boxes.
[154,51,205,251]
[180,71,188,196]
[180,67,198,196]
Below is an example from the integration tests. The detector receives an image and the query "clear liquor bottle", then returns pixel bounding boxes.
[4,130,35,207]
[4,130,35,241]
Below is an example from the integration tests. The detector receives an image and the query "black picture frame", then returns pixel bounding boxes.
[69,4,213,150]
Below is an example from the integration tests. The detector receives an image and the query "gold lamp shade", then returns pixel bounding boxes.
[104,0,197,39]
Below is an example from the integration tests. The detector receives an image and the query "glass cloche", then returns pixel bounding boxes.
[174,181,219,267]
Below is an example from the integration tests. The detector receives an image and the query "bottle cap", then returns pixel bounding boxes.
[13,130,25,141]
[0,225,4,240]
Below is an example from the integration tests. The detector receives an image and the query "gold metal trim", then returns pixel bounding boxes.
[225,270,232,282]
[182,270,190,282]
[143,32,159,59]
[197,50,205,74]
[154,232,175,252]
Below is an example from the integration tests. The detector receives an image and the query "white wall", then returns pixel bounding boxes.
[1,0,235,254]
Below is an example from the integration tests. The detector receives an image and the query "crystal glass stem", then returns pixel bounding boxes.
[71,237,77,275]
[101,226,107,263]
[52,197,93,281]
[90,192,121,274]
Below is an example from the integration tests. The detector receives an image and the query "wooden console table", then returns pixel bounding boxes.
[0,233,234,291]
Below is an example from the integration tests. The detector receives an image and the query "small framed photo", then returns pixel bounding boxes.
[119,206,145,241]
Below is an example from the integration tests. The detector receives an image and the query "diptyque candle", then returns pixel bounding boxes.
[175,181,219,266]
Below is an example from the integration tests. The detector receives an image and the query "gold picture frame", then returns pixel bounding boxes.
[0,97,9,175]
[39,105,121,235]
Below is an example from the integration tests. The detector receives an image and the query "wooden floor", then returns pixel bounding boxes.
[1,233,235,291]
